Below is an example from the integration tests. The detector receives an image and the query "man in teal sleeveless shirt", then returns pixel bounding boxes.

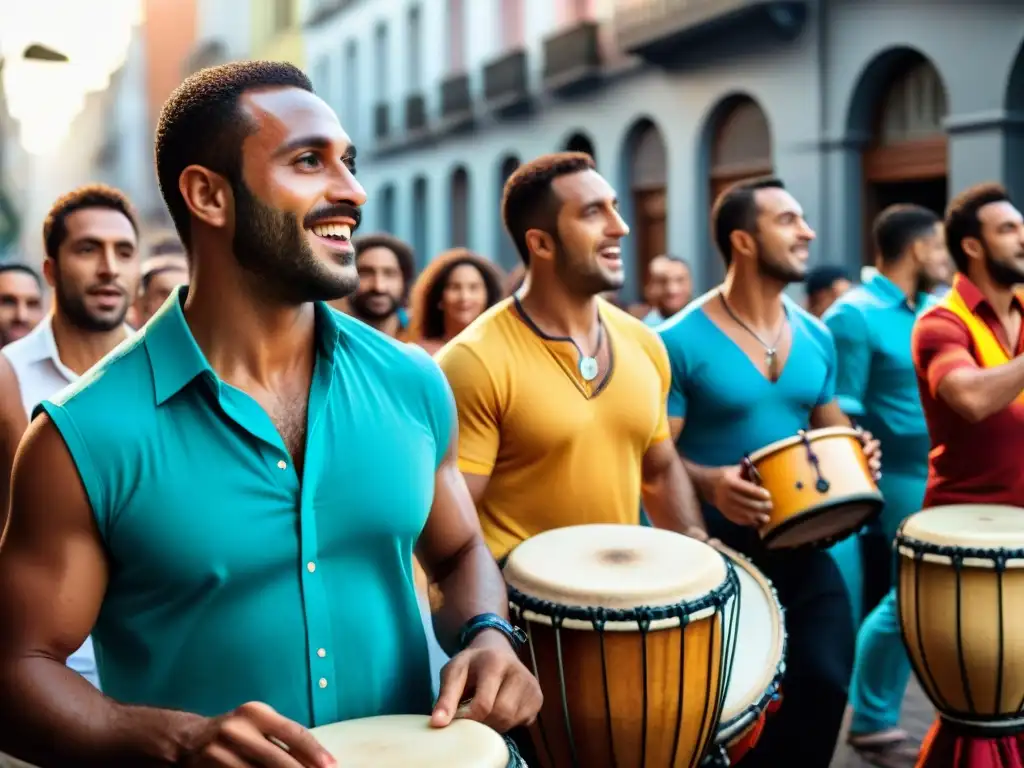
[0,62,540,767]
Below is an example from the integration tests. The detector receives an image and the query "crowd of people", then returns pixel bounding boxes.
[0,58,1022,768]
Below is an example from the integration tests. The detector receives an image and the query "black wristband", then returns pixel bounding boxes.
[458,613,527,652]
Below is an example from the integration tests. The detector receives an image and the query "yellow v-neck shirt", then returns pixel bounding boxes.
[436,297,671,559]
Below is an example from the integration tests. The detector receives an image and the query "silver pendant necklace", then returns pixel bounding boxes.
[513,296,604,382]
[719,291,789,382]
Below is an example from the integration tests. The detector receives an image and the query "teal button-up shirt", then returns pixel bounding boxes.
[37,287,453,727]
[822,273,935,475]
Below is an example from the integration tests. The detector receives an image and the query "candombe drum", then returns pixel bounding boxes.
[311,714,525,767]
[503,524,739,768]
[743,427,882,549]
[897,505,1024,733]
[702,543,787,766]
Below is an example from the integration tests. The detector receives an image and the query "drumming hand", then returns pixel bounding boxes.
[712,466,772,528]
[858,430,883,481]
[182,701,337,768]
[432,630,543,734]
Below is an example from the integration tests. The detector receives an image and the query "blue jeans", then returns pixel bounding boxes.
[848,470,927,734]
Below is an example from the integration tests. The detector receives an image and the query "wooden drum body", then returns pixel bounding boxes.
[311,715,524,767]
[746,427,882,549]
[504,524,739,768]
[702,543,786,766]
[897,505,1024,734]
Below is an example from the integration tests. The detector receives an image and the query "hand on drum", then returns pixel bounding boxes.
[431,629,543,734]
[182,701,337,768]
[712,465,772,529]
[857,429,883,480]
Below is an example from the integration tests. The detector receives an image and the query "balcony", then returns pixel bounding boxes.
[439,72,474,133]
[405,93,428,135]
[613,0,808,67]
[483,48,531,116]
[373,102,391,142]
[543,20,603,96]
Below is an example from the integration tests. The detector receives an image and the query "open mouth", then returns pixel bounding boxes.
[310,222,353,250]
[598,246,623,269]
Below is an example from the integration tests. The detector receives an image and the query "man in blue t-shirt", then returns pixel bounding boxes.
[659,177,881,767]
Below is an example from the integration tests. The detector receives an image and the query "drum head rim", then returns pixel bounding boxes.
[760,493,883,549]
[895,531,1024,567]
[713,543,787,732]
[747,426,862,463]
[506,561,738,627]
[899,505,1024,554]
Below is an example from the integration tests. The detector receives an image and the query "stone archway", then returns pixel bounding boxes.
[496,155,520,269]
[624,118,668,288]
[564,131,596,163]
[708,95,774,204]
[854,50,949,262]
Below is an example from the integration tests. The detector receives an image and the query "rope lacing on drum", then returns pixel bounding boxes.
[797,429,830,494]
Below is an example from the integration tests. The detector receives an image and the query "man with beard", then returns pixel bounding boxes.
[437,151,705,560]
[911,183,1024,767]
[0,184,141,693]
[642,254,692,326]
[341,233,415,339]
[0,263,44,346]
[824,204,949,768]
[658,177,881,767]
[0,61,540,767]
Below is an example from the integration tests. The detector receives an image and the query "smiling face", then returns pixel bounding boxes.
[549,169,630,296]
[45,207,140,331]
[749,187,815,284]
[441,262,489,330]
[230,86,367,303]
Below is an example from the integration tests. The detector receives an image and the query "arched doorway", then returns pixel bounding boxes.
[1005,38,1024,201]
[564,131,596,164]
[861,55,948,262]
[627,120,668,290]
[496,155,520,270]
[411,176,428,268]
[449,166,470,248]
[708,96,774,204]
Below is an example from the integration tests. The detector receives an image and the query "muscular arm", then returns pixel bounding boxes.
[416,419,507,657]
[669,418,719,503]
[810,400,853,429]
[0,356,27,520]
[913,310,1024,423]
[641,437,706,535]
[0,416,203,766]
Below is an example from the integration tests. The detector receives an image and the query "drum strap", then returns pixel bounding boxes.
[938,287,1024,407]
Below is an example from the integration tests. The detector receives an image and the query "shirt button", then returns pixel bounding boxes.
[307,561,316,573]
[277,460,287,470]
[319,677,328,689]
[317,648,326,658]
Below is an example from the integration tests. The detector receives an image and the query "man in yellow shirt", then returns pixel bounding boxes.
[436,152,704,560]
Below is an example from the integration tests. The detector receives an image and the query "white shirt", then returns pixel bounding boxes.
[2,314,100,690]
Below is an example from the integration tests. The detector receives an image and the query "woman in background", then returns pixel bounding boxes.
[408,247,505,355]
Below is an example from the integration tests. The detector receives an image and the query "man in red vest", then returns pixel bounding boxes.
[911,182,1024,768]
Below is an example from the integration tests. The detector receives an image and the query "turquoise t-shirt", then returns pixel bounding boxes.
[822,272,934,477]
[37,287,453,728]
[657,291,837,547]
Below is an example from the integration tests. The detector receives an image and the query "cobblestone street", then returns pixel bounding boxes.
[832,678,933,767]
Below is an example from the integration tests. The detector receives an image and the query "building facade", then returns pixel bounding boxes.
[302,0,1024,300]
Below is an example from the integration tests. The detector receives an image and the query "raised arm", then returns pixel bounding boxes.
[915,310,1024,423]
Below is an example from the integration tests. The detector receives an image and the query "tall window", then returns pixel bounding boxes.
[344,40,359,137]
[407,5,422,92]
[374,22,390,100]
[446,0,465,73]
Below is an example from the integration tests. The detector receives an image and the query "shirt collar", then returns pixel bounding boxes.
[952,273,1024,315]
[864,271,937,312]
[145,286,342,406]
[17,315,81,383]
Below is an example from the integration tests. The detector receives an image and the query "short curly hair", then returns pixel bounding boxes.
[501,152,596,266]
[353,232,416,301]
[408,249,505,341]
[43,184,139,260]
[945,182,1012,274]
[155,60,313,249]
